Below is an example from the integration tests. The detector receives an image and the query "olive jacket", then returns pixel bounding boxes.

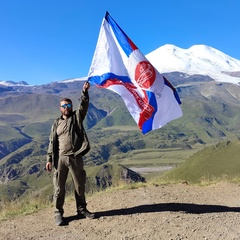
[46,90,90,169]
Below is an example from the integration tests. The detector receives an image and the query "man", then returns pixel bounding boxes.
[46,81,95,226]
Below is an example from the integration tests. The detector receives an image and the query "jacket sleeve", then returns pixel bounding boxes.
[46,123,54,163]
[78,89,89,121]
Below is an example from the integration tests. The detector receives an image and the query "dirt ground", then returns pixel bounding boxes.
[1,182,240,240]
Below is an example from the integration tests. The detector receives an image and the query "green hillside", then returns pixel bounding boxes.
[161,140,240,184]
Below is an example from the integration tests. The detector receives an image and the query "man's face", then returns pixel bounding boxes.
[60,100,73,118]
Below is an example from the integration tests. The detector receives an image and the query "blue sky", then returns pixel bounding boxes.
[0,0,239,85]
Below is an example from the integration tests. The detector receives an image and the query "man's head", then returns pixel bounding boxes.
[60,98,73,118]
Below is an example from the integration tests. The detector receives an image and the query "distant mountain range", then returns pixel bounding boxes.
[1,44,240,86]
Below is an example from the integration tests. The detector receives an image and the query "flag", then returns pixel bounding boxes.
[88,12,183,134]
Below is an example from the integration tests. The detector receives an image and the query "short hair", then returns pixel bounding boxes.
[60,98,72,104]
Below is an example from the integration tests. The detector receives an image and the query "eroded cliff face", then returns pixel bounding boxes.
[94,164,145,189]
[0,148,34,184]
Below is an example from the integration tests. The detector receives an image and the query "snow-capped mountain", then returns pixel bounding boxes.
[1,44,240,86]
[0,80,29,86]
[61,77,87,83]
[146,44,240,84]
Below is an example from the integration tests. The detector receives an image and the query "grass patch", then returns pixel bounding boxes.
[114,147,201,168]
[0,192,51,221]
[0,125,23,141]
[100,126,139,131]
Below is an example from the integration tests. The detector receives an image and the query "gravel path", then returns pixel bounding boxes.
[1,182,240,240]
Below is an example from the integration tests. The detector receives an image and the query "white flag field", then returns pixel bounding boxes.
[88,12,183,134]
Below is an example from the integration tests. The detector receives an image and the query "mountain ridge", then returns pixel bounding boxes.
[1,44,240,87]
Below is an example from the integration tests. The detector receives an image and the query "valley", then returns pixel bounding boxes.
[1,73,240,202]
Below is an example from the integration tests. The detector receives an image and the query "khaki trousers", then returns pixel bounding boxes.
[53,154,86,215]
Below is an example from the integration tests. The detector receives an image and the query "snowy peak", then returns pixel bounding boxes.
[0,80,29,86]
[188,45,240,71]
[60,77,88,83]
[146,44,240,84]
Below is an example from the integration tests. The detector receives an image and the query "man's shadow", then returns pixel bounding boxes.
[64,202,240,223]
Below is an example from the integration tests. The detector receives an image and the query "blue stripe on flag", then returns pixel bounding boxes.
[141,91,157,134]
[105,12,134,57]
[164,78,182,105]
[88,72,132,86]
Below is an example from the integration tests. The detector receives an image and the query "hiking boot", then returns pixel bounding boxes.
[77,209,95,219]
[55,213,66,226]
